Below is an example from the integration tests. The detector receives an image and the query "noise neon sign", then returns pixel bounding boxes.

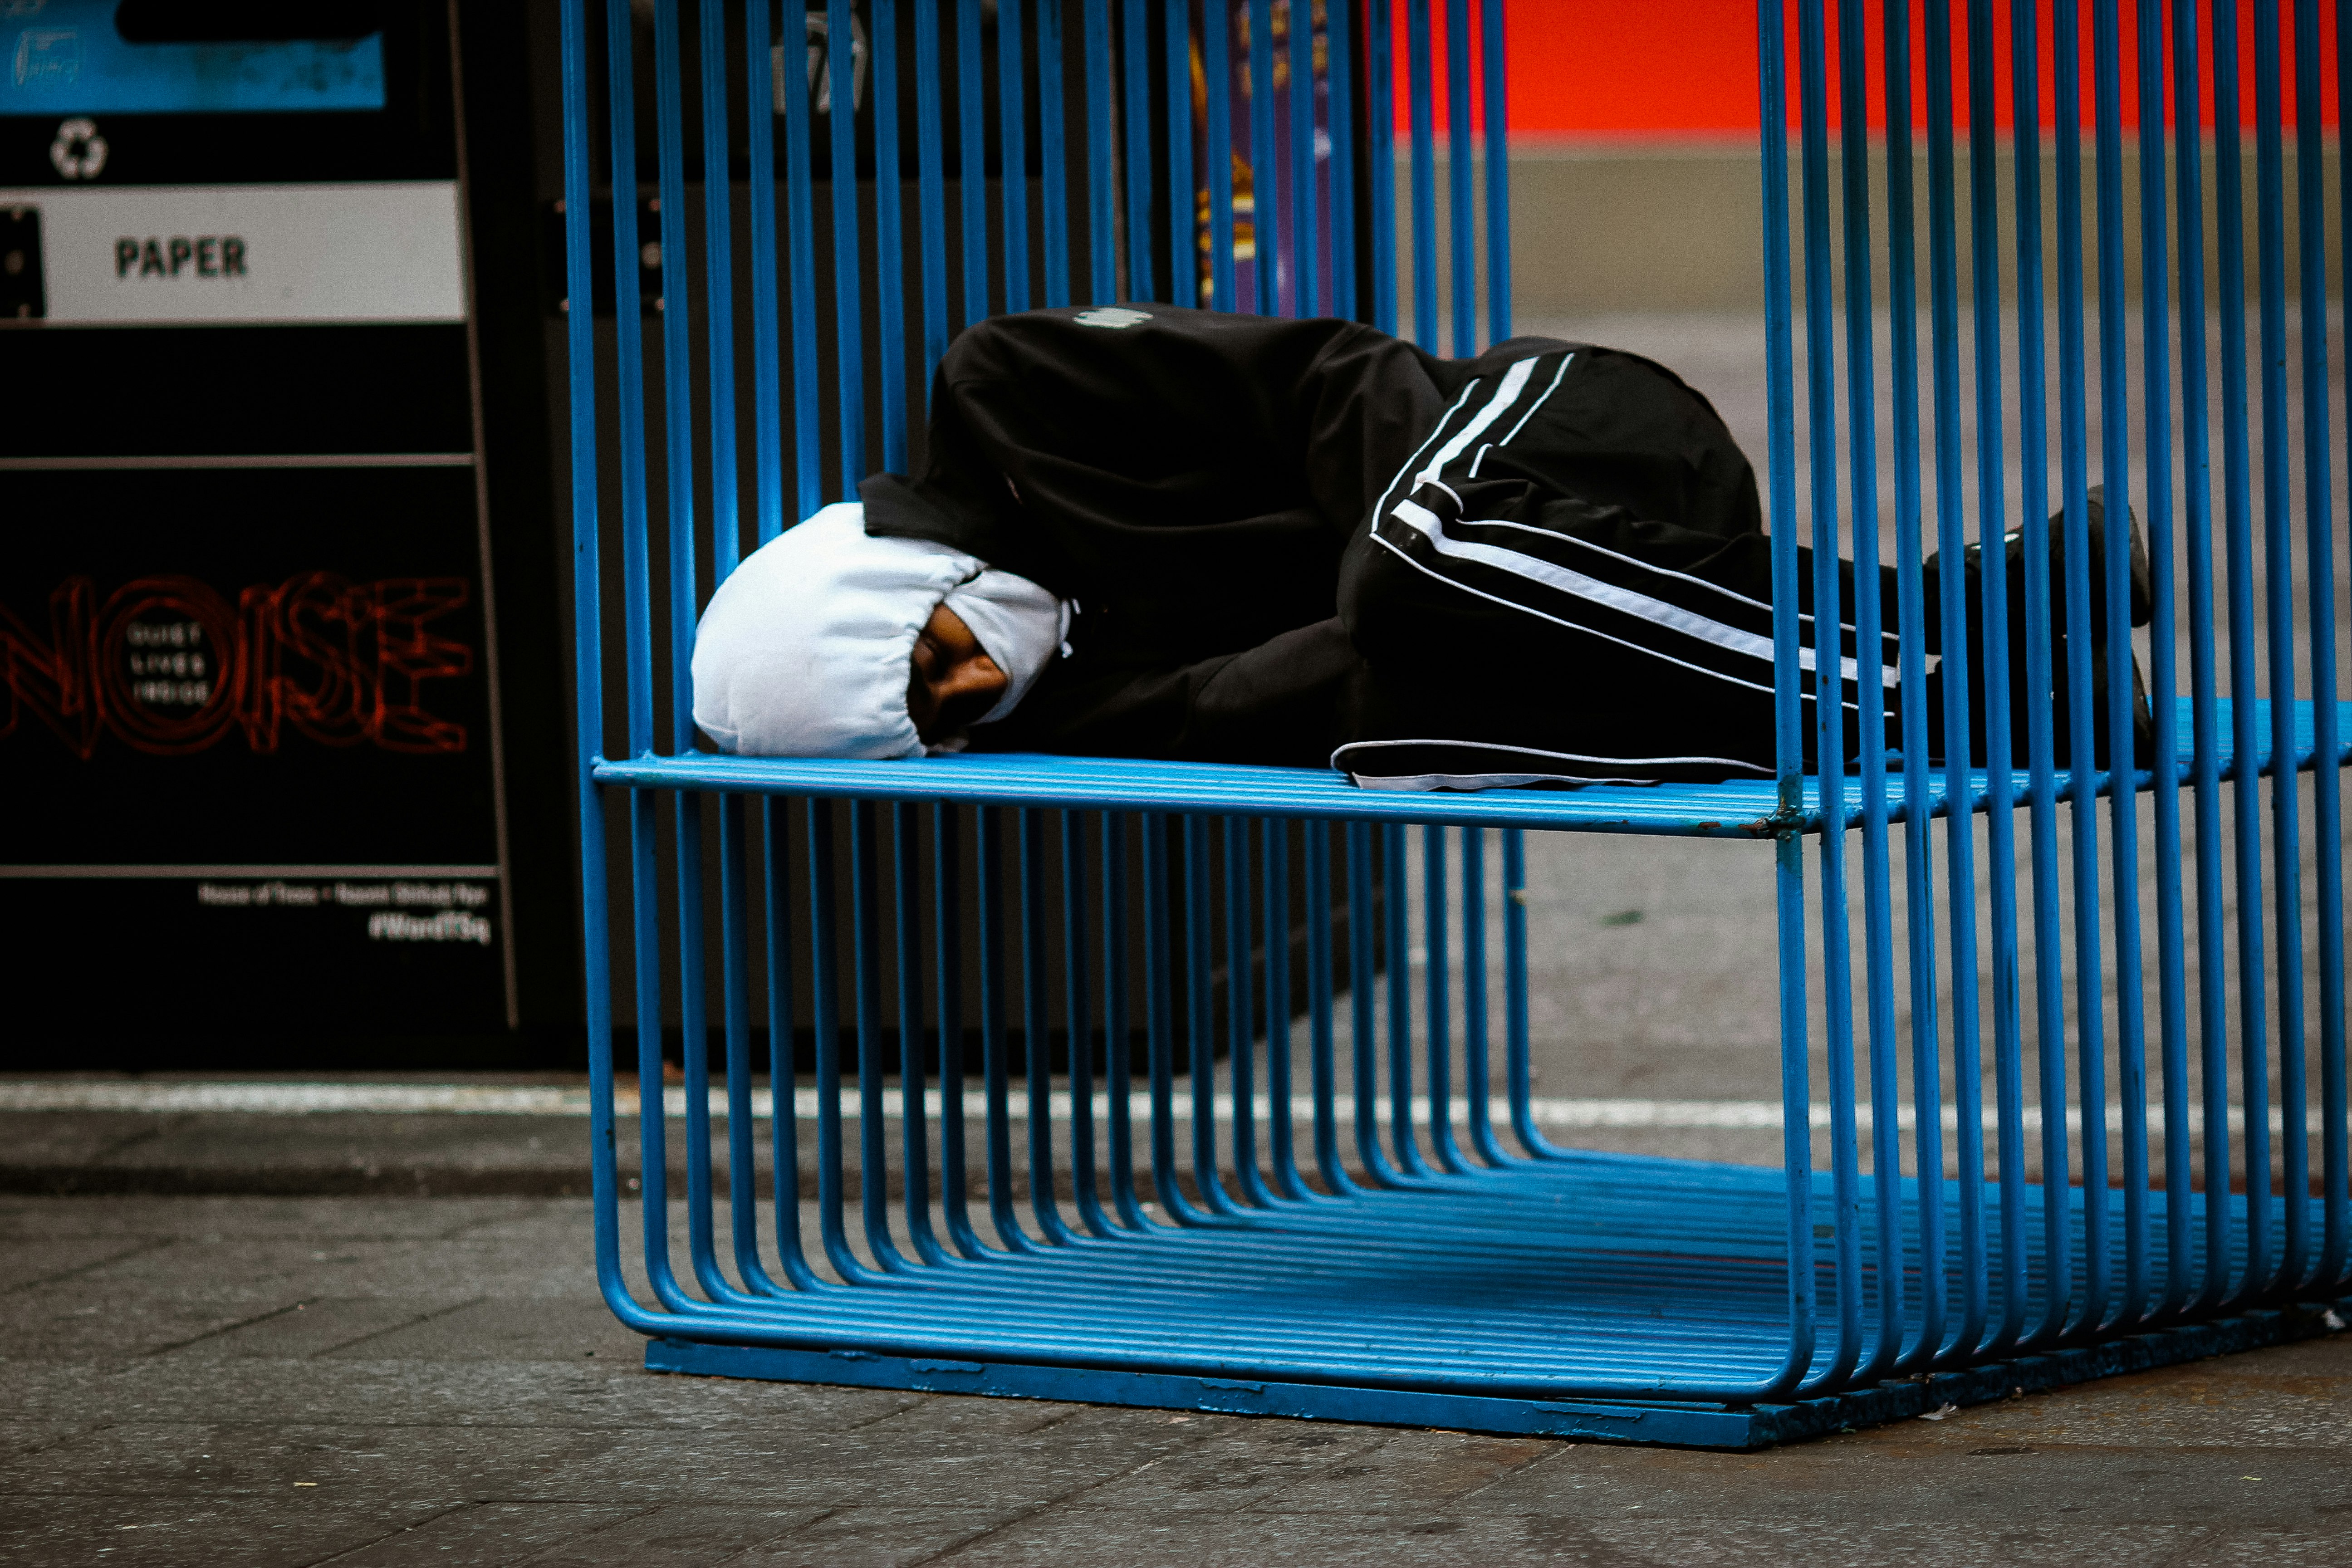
[2,572,474,758]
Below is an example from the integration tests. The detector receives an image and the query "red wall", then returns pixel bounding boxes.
[1388,0,2338,140]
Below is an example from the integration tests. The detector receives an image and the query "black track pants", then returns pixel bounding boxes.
[1330,345,1894,786]
[1331,347,2147,787]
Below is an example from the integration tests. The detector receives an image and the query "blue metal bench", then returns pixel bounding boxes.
[559,0,2351,1448]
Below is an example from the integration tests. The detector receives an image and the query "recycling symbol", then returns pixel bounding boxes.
[50,118,108,181]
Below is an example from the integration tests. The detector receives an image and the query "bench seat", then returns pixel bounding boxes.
[596,697,2352,838]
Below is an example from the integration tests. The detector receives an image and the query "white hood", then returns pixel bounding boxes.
[690,502,1065,758]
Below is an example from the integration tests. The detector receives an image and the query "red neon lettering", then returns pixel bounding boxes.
[368,578,473,755]
[0,578,100,759]
[0,573,475,759]
[273,571,376,749]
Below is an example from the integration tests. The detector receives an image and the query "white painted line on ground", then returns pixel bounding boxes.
[0,1079,2323,1134]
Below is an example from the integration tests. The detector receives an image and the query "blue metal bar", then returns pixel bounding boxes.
[761,799,821,1288]
[874,0,910,471]
[829,0,867,495]
[627,848,671,1311]
[1922,0,1985,1362]
[1063,812,1113,1236]
[1479,0,1507,343]
[915,0,952,389]
[1966,0,2030,1355]
[1795,0,1862,1392]
[700,0,739,582]
[1405,0,1436,348]
[1422,824,1468,1174]
[1039,0,1071,307]
[2069,0,2126,1335]
[2091,0,2149,1328]
[607,0,654,764]
[1186,815,1245,1213]
[674,793,724,1299]
[1367,0,1396,333]
[850,800,915,1270]
[999,0,1032,314]
[1103,813,1149,1228]
[2011,0,2076,1350]
[599,730,2352,830]
[1205,0,1239,311]
[1835,0,1904,1382]
[1502,829,1563,1156]
[652,0,726,1313]
[782,0,825,515]
[1225,817,1276,1204]
[2212,0,2274,1306]
[1263,818,1310,1200]
[604,0,692,1318]
[1248,0,1279,313]
[2051,0,2112,1338]
[2253,0,2308,1294]
[1327,0,1357,320]
[935,804,990,1259]
[744,0,788,545]
[1019,809,1080,1243]
[717,794,769,1294]
[1122,0,1156,301]
[2174,0,2234,1313]
[1444,0,1472,352]
[1143,812,1216,1223]
[977,808,1039,1250]
[1349,821,1408,1185]
[653,0,697,721]
[1461,825,1507,1166]
[809,802,891,1283]
[559,0,632,1332]
[959,0,991,326]
[1759,0,1821,1399]
[1288,0,1318,318]
[1148,814,1186,1231]
[894,802,952,1265]
[2135,0,2191,1322]
[1306,821,1366,1193]
[2317,0,2349,1289]
[1085,0,1118,303]
[1880,0,1945,1370]
[1384,821,1431,1175]
[1166,0,1197,309]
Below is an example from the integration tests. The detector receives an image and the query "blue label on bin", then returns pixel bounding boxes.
[4,2,384,116]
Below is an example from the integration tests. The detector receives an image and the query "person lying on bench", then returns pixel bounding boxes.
[692,305,2150,790]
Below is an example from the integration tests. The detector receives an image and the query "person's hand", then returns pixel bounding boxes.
[906,601,1009,745]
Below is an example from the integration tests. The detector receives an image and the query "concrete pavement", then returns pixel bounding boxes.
[7,1190,2351,1566]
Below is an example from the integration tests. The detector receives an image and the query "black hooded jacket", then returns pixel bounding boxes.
[859,305,1761,769]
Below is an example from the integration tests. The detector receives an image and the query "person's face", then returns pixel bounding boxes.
[906,601,1007,745]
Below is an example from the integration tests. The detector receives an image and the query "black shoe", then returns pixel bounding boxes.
[1957,482,2152,631]
[1918,486,2156,771]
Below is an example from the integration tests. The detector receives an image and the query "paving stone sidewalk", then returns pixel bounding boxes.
[5,1191,2350,1567]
